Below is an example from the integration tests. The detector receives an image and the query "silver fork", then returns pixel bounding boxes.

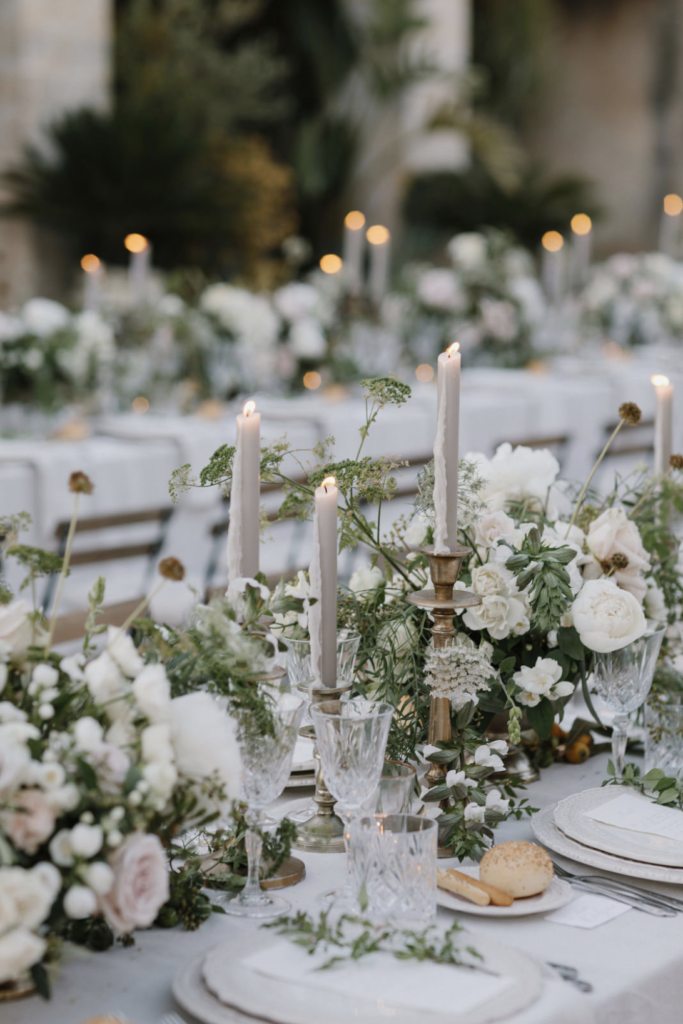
[552,862,680,915]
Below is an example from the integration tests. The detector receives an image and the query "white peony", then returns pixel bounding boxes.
[474,511,518,549]
[0,867,55,930]
[0,600,33,664]
[404,515,429,548]
[571,579,647,653]
[21,297,70,337]
[107,628,144,678]
[349,565,384,597]
[0,927,46,983]
[447,233,487,271]
[132,664,171,723]
[470,562,518,599]
[416,268,465,312]
[169,693,241,811]
[479,443,560,514]
[462,593,530,640]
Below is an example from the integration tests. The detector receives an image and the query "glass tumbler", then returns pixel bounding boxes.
[351,814,437,925]
[645,693,683,777]
[592,623,666,773]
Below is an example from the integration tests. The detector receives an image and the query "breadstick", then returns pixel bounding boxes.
[437,869,490,906]
[439,869,514,906]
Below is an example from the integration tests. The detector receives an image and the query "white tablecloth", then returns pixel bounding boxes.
[6,752,683,1024]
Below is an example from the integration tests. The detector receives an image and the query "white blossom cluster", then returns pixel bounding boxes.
[423,635,496,709]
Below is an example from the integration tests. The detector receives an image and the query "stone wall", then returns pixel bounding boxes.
[0,0,111,308]
[523,0,683,254]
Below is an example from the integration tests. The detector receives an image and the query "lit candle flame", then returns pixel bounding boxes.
[652,374,670,388]
[344,210,365,231]
[571,213,592,236]
[542,231,564,253]
[81,254,101,273]
[366,225,390,245]
[124,233,149,253]
[664,194,683,217]
[243,400,256,417]
[322,476,336,492]
[446,342,460,357]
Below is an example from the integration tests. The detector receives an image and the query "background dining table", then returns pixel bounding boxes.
[6,750,683,1024]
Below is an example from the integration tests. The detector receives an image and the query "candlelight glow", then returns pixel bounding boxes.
[571,213,592,236]
[415,364,434,382]
[542,231,564,253]
[446,342,460,357]
[322,476,336,490]
[345,211,365,231]
[319,254,343,274]
[652,374,671,388]
[132,396,149,414]
[124,233,149,253]
[243,400,256,417]
[366,225,390,246]
[664,194,683,217]
[303,371,322,390]
[81,254,101,273]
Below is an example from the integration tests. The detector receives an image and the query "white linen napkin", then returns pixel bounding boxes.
[242,939,514,1015]
[585,793,683,843]
[545,893,630,929]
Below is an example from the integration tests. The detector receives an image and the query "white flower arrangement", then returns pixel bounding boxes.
[423,635,496,708]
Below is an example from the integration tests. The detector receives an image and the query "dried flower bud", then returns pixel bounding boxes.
[619,402,642,426]
[69,471,94,495]
[158,557,185,581]
[610,553,629,570]
[670,454,683,470]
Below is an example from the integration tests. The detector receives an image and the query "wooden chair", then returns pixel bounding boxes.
[597,418,654,461]
[43,506,174,625]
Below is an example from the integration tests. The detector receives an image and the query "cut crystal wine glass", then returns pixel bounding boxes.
[591,623,666,773]
[221,693,304,918]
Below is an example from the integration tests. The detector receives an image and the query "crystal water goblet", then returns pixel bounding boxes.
[310,698,394,903]
[591,623,666,773]
[221,693,305,918]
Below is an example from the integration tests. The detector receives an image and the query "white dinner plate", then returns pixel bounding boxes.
[172,930,543,1024]
[437,864,573,917]
[532,803,683,885]
[554,788,683,868]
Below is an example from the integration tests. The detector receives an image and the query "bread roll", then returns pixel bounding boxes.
[479,841,554,898]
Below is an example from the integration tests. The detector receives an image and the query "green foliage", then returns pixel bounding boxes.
[8,545,65,591]
[505,527,575,634]
[83,576,107,655]
[265,910,482,972]
[605,761,683,810]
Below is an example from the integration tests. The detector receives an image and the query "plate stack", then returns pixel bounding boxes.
[532,787,683,885]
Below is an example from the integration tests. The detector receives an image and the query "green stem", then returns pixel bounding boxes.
[108,580,166,648]
[566,420,625,536]
[628,468,672,520]
[44,493,80,650]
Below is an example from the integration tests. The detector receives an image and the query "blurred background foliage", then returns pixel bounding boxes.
[1,0,598,281]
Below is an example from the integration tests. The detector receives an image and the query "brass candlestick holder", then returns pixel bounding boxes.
[292,682,352,853]
[407,544,481,790]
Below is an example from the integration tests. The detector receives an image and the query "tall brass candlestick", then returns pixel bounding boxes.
[407,544,481,787]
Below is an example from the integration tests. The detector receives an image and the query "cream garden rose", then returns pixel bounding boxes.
[100,833,169,936]
[571,579,647,653]
[0,600,33,664]
[586,507,650,603]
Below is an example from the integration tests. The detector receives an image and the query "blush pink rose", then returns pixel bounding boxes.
[586,507,650,602]
[2,789,56,855]
[100,833,169,936]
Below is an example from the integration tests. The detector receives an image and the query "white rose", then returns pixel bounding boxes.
[73,716,104,753]
[474,511,517,549]
[0,702,25,723]
[84,861,115,896]
[464,803,486,823]
[107,628,144,678]
[70,823,103,859]
[100,833,169,936]
[470,562,517,598]
[0,867,54,929]
[644,579,667,623]
[0,600,33,664]
[84,652,129,707]
[132,664,171,723]
[49,829,74,867]
[32,862,61,903]
[349,565,384,597]
[0,928,46,984]
[404,515,429,548]
[0,788,56,854]
[63,885,98,919]
[571,579,647,653]
[169,693,241,811]
[463,594,526,640]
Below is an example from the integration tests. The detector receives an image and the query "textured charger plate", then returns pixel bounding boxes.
[285,770,316,789]
[532,804,683,884]
[554,787,683,868]
[437,865,573,917]
[174,931,542,1024]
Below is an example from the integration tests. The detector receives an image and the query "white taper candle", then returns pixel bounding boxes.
[659,195,683,257]
[434,343,460,554]
[227,400,261,583]
[652,374,674,475]
[342,211,366,297]
[125,233,152,309]
[367,225,391,306]
[308,475,338,687]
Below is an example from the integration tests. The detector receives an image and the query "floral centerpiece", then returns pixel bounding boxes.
[394,229,546,369]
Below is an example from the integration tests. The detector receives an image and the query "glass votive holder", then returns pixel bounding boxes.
[284,629,361,690]
[350,814,437,925]
[362,760,417,816]
[645,694,683,777]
